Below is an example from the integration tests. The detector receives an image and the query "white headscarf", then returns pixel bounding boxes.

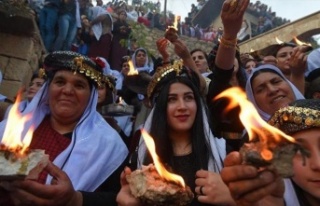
[131,48,154,73]
[0,81,128,191]
[97,56,123,90]
[246,64,305,121]
[137,104,226,173]
[306,47,320,77]
[90,6,113,41]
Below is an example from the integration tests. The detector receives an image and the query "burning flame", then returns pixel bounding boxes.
[173,15,179,30]
[127,60,138,75]
[1,92,34,155]
[118,97,124,104]
[141,129,185,187]
[250,48,255,52]
[275,37,284,44]
[293,36,312,46]
[214,87,295,161]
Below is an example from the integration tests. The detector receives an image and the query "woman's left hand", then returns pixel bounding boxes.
[195,170,236,205]
[116,167,142,206]
[0,162,82,206]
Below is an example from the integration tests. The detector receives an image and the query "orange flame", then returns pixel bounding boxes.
[141,129,185,187]
[293,36,312,46]
[1,92,34,155]
[214,87,295,161]
[173,15,179,30]
[127,60,138,75]
[275,37,284,44]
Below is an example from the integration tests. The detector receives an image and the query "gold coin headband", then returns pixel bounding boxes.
[73,57,104,87]
[147,60,184,100]
[44,51,104,88]
[102,75,116,92]
[269,105,320,134]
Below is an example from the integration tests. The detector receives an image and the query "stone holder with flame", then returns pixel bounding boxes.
[165,27,178,43]
[0,92,49,181]
[126,164,194,206]
[127,130,194,206]
[239,139,307,178]
[164,15,179,42]
[214,87,309,178]
[0,145,49,181]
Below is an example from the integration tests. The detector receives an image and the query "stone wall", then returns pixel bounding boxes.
[0,5,45,102]
[138,26,215,58]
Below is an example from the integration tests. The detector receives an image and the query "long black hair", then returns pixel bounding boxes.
[145,76,211,171]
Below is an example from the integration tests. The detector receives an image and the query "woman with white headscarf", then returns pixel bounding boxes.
[87,6,113,60]
[246,64,305,121]
[117,64,234,206]
[0,51,128,205]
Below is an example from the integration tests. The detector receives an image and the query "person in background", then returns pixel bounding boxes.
[0,51,128,206]
[190,48,212,77]
[240,53,257,75]
[39,0,61,52]
[3,69,47,120]
[110,9,132,71]
[246,64,305,121]
[87,6,113,60]
[53,0,80,51]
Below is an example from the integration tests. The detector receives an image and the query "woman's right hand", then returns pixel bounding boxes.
[220,152,285,206]
[221,0,250,39]
[156,37,170,62]
[116,167,142,206]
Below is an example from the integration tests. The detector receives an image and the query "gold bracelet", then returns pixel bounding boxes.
[220,37,237,49]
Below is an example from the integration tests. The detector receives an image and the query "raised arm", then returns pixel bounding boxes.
[215,0,249,70]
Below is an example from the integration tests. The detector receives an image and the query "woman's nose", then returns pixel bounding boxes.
[267,85,279,95]
[62,84,73,95]
[177,99,187,109]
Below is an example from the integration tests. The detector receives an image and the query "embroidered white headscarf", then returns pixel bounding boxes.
[246,64,305,121]
[0,81,128,191]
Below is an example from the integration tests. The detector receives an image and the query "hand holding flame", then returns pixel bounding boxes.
[221,152,285,206]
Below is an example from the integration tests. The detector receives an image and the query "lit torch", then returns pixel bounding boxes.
[0,92,49,180]
[126,129,194,205]
[215,87,306,177]
[164,15,179,43]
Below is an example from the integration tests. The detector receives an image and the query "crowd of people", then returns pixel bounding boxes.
[0,0,320,206]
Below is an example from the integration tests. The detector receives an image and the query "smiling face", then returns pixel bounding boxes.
[191,50,209,73]
[27,77,45,101]
[166,82,197,133]
[49,70,91,124]
[251,71,295,115]
[292,128,320,204]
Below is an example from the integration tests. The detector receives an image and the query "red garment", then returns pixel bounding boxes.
[0,116,71,205]
[30,116,71,184]
[88,33,112,60]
